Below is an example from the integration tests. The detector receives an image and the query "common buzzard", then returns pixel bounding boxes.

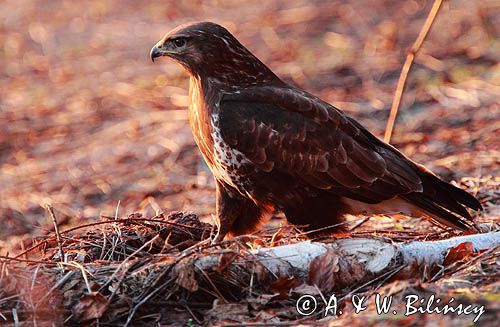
[150,22,481,241]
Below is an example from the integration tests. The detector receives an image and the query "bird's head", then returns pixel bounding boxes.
[150,22,281,87]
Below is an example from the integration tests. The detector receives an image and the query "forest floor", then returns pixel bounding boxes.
[0,0,498,325]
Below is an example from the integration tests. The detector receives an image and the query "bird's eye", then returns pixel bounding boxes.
[172,38,186,48]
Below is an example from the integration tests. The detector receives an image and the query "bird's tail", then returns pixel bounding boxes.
[401,170,482,232]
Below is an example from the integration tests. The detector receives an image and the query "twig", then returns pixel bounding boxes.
[12,308,19,327]
[45,204,65,262]
[0,259,7,283]
[348,217,371,232]
[64,261,93,294]
[29,265,41,310]
[196,266,227,302]
[14,242,45,259]
[123,277,175,327]
[223,322,293,326]
[384,0,443,143]
[184,305,202,325]
[99,234,160,292]
[340,264,406,302]
[100,225,108,260]
[0,295,19,306]
[0,255,59,265]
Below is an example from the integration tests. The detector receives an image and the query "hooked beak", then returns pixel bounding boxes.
[150,43,177,62]
[150,46,163,62]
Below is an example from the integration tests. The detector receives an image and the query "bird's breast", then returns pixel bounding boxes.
[188,77,253,193]
[209,113,253,190]
[188,76,216,167]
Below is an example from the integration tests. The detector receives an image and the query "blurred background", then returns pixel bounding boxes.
[1,0,499,249]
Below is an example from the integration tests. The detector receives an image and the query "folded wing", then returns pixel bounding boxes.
[218,86,480,231]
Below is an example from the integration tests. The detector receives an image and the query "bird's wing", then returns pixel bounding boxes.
[218,86,423,204]
[218,86,481,231]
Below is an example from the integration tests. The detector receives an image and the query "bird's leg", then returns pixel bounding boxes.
[213,182,236,243]
[212,181,261,243]
[283,191,347,237]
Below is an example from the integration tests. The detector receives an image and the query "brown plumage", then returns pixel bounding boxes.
[150,22,482,241]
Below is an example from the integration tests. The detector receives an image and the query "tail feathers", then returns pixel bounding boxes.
[417,167,482,212]
[434,177,482,211]
[401,172,482,232]
[425,179,473,220]
[401,193,477,232]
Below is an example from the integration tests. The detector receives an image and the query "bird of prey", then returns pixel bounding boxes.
[150,22,481,241]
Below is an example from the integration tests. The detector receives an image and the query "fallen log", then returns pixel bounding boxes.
[195,232,500,292]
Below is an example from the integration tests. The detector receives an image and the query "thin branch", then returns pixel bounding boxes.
[384,0,443,143]
[0,255,59,265]
[45,204,65,262]
[98,234,160,292]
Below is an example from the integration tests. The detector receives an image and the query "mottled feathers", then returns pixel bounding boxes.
[151,22,482,239]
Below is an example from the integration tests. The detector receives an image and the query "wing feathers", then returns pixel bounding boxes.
[346,159,378,183]
[333,144,348,164]
[218,87,481,231]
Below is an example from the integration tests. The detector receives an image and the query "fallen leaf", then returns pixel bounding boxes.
[269,276,301,298]
[309,249,340,293]
[247,294,275,310]
[251,310,281,324]
[309,248,367,292]
[443,242,475,266]
[291,283,321,296]
[72,292,109,322]
[172,257,199,292]
[217,251,239,273]
[207,301,250,323]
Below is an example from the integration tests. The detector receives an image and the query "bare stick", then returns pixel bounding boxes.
[99,234,160,292]
[45,204,65,262]
[384,0,443,143]
[12,308,18,327]
[0,255,60,265]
